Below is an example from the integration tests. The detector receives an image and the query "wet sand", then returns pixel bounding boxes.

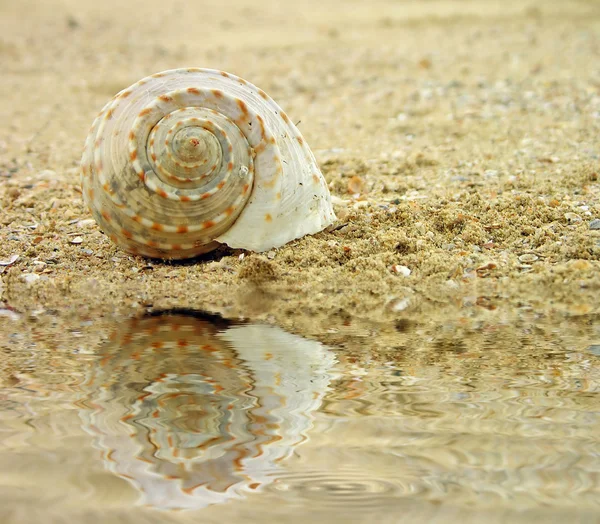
[1,0,599,335]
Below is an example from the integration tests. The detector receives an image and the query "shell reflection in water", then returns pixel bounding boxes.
[79,311,335,510]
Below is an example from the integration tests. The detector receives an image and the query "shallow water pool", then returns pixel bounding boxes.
[0,308,599,523]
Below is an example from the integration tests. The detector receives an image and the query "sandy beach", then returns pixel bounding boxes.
[0,0,599,335]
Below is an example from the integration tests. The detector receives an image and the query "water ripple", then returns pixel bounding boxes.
[267,468,419,509]
[0,310,599,522]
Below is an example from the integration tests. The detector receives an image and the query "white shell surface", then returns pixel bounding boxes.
[80,68,336,259]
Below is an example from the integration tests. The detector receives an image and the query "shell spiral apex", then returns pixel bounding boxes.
[80,68,336,259]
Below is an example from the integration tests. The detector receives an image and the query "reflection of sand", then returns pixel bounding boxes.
[79,314,335,510]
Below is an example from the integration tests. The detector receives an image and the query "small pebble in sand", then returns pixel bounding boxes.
[475,263,497,277]
[0,307,20,321]
[418,57,432,69]
[518,253,539,263]
[70,236,83,244]
[331,195,351,206]
[590,219,600,230]
[7,187,20,200]
[20,273,40,285]
[267,250,276,260]
[391,265,411,277]
[539,156,560,164]
[445,279,460,289]
[0,255,19,266]
[564,212,582,224]
[335,208,350,221]
[347,176,365,195]
[390,297,411,312]
[37,169,57,180]
[77,219,96,228]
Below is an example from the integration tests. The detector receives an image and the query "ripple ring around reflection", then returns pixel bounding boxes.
[267,469,411,509]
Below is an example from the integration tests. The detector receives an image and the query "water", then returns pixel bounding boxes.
[0,308,599,523]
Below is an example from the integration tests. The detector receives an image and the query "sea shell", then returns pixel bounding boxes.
[79,310,335,510]
[80,68,336,259]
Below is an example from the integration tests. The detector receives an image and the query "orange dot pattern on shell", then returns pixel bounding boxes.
[80,68,336,259]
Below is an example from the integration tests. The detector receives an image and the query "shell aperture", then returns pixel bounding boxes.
[80,68,336,259]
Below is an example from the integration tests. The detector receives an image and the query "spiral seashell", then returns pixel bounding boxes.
[80,68,336,259]
[79,311,335,510]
